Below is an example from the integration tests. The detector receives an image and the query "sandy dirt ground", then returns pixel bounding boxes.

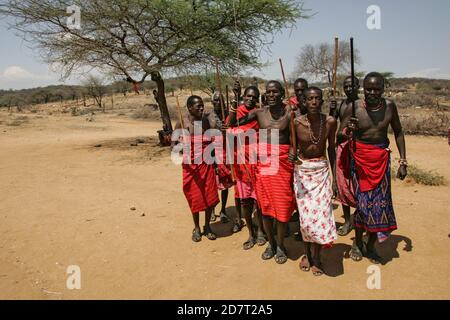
[0,110,449,300]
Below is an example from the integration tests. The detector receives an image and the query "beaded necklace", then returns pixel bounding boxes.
[363,99,383,112]
[305,114,324,145]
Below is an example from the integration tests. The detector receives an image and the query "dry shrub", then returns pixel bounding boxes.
[6,115,29,126]
[399,110,449,136]
[393,163,445,186]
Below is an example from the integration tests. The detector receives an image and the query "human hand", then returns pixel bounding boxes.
[396,164,407,180]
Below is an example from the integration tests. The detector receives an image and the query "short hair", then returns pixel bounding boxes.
[187,95,202,108]
[304,86,323,98]
[294,78,308,87]
[266,80,285,98]
[243,85,260,97]
[344,76,360,86]
[364,72,385,87]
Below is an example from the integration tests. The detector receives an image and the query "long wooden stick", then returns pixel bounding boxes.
[278,58,290,98]
[332,37,339,97]
[175,96,185,130]
[350,37,357,152]
[214,58,226,121]
[279,58,297,162]
[225,84,230,111]
[215,58,235,182]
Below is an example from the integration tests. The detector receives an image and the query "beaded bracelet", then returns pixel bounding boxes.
[398,159,408,166]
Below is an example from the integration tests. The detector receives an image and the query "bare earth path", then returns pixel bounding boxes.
[0,112,449,299]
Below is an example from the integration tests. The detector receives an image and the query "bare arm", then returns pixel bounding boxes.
[327,117,338,193]
[170,121,182,149]
[389,100,407,180]
[227,108,258,127]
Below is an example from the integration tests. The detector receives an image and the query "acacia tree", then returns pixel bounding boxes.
[293,40,361,86]
[0,0,307,132]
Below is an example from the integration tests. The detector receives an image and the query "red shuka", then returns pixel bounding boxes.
[352,141,390,192]
[256,143,295,222]
[182,134,219,213]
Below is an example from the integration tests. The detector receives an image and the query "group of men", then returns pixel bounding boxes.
[173,72,407,276]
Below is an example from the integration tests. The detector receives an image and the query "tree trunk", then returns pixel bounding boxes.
[151,71,173,132]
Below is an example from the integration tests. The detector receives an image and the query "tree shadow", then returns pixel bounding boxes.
[376,234,413,265]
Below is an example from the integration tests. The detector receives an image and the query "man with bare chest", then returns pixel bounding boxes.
[229,81,295,264]
[329,76,359,236]
[343,72,407,264]
[291,87,338,276]
[172,95,220,242]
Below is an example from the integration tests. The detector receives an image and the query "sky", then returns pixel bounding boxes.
[0,0,449,90]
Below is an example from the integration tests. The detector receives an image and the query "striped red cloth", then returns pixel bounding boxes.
[228,104,259,199]
[256,143,295,222]
[182,134,219,213]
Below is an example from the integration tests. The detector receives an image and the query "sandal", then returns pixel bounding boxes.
[350,240,363,262]
[192,228,202,242]
[210,211,217,222]
[256,232,267,246]
[337,221,353,236]
[299,255,310,272]
[243,237,256,250]
[311,265,324,276]
[275,246,288,264]
[261,243,276,260]
[311,258,324,276]
[203,225,217,240]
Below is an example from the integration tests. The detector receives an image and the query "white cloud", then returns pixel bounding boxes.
[0,65,63,90]
[2,66,43,80]
[404,68,450,80]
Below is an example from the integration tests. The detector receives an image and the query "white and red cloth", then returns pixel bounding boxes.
[293,159,337,246]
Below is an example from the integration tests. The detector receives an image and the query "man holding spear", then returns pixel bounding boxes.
[343,71,407,263]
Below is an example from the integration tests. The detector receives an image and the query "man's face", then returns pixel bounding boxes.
[212,94,222,114]
[265,83,283,107]
[243,89,259,109]
[344,78,359,98]
[304,90,323,114]
[294,81,307,101]
[188,98,204,119]
[364,77,384,106]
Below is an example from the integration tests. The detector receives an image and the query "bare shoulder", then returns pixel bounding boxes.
[296,114,308,126]
[384,98,397,108]
[326,114,337,125]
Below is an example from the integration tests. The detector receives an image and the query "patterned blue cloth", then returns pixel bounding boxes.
[351,143,397,242]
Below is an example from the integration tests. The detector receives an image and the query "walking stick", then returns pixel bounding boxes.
[332,37,339,98]
[176,96,186,141]
[350,37,357,153]
[215,58,235,182]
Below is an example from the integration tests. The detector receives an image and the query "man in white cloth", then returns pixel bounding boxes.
[290,87,338,276]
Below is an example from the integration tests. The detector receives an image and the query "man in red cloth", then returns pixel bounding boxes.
[206,92,233,224]
[172,95,220,242]
[343,72,407,264]
[227,83,267,249]
[229,80,295,264]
